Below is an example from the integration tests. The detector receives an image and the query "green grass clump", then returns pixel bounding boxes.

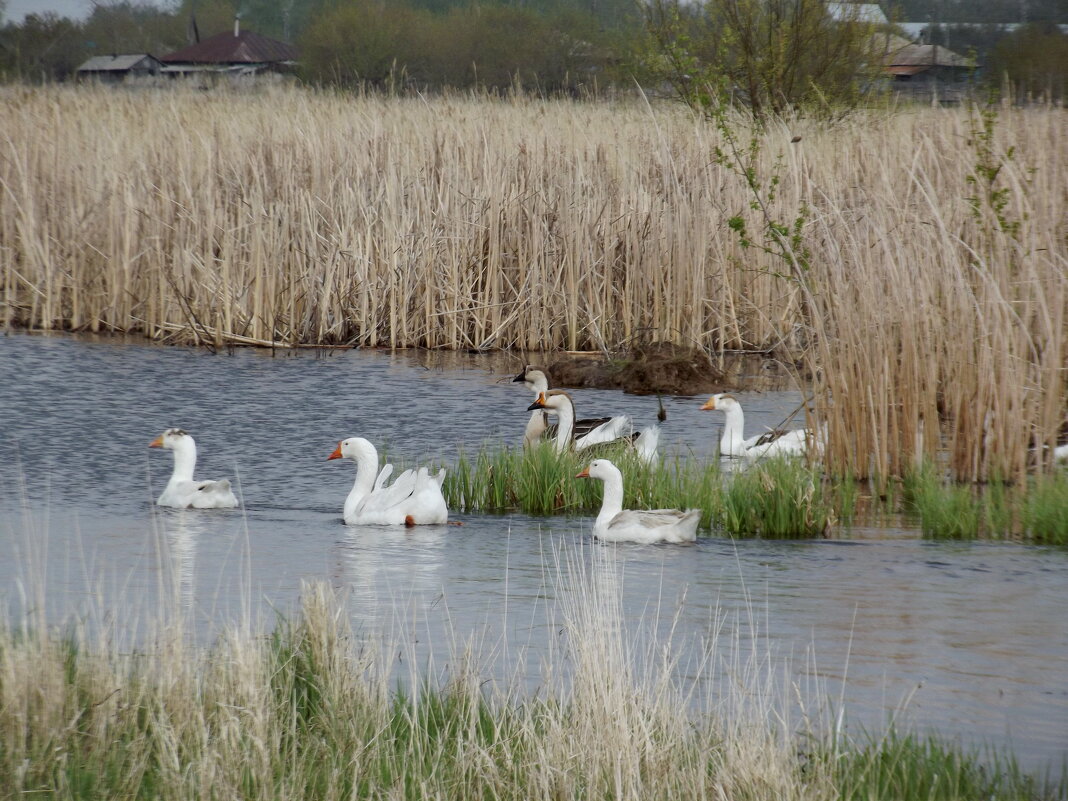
[829,730,1059,801]
[713,456,836,538]
[903,462,1068,543]
[443,444,843,538]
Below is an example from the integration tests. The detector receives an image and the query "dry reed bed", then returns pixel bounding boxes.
[1,86,1065,481]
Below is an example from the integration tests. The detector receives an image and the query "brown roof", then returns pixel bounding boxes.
[161,30,298,65]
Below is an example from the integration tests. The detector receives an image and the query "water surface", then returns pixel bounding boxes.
[1,332,1065,775]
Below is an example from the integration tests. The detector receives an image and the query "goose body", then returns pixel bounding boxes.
[700,393,817,459]
[149,428,238,509]
[577,459,698,544]
[527,390,659,464]
[513,366,615,447]
[328,437,447,526]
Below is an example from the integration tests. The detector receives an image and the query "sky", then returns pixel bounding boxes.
[3,0,94,23]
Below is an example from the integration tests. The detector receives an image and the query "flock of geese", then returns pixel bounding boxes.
[149,365,824,543]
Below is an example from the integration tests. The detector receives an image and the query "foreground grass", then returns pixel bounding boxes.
[0,583,1059,801]
[443,444,837,538]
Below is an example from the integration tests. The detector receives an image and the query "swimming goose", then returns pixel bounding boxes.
[512,365,614,447]
[527,390,659,463]
[576,458,698,544]
[327,437,447,525]
[149,428,239,509]
[700,393,816,459]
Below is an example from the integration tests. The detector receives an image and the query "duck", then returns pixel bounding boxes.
[327,437,447,526]
[527,389,660,464]
[149,428,239,509]
[576,458,698,544]
[699,393,817,459]
[512,365,617,447]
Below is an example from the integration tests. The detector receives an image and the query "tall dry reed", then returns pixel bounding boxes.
[1,85,1065,481]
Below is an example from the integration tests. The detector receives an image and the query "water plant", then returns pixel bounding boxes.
[443,443,842,538]
[903,461,1068,544]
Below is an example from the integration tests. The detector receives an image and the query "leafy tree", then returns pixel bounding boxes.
[299,0,424,88]
[642,0,886,119]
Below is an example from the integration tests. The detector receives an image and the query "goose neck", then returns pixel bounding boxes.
[595,465,625,527]
[169,439,197,483]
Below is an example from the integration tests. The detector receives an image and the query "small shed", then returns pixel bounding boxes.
[879,34,975,101]
[76,54,163,82]
[160,19,299,78]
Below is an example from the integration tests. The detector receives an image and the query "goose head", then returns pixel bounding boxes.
[700,393,738,412]
[327,437,376,462]
[149,428,193,450]
[575,458,618,481]
[527,389,571,412]
[513,366,549,394]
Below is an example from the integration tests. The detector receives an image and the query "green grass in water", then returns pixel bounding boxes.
[443,444,837,538]
[904,461,1068,544]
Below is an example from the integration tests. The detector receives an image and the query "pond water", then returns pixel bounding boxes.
[1,331,1066,776]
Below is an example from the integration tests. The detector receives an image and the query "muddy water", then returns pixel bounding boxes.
[1,331,1065,775]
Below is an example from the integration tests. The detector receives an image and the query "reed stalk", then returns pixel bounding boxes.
[1,86,1065,482]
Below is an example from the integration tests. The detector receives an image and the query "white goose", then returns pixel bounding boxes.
[576,458,698,544]
[149,428,239,509]
[700,393,816,459]
[327,437,447,526]
[512,365,617,448]
[528,389,660,464]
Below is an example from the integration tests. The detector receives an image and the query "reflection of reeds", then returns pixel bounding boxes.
[2,87,1064,481]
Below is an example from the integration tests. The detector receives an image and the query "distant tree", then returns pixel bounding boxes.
[988,22,1068,101]
[298,0,424,88]
[80,2,186,55]
[642,0,885,119]
[0,12,86,80]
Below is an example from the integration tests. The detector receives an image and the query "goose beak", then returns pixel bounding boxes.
[512,370,526,383]
[327,443,343,460]
[148,435,163,448]
[575,467,590,479]
[700,397,717,411]
[527,392,548,411]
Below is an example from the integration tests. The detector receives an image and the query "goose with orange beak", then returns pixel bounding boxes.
[327,437,447,526]
[576,458,698,544]
[528,390,660,464]
[700,393,814,459]
[513,365,615,447]
[149,428,238,509]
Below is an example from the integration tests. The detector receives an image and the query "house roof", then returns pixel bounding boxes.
[77,54,161,72]
[827,3,889,25]
[161,30,298,65]
[886,41,972,68]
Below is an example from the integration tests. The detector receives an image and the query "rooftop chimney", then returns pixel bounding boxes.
[234,15,240,37]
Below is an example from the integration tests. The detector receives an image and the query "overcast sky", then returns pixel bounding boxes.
[4,0,93,23]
